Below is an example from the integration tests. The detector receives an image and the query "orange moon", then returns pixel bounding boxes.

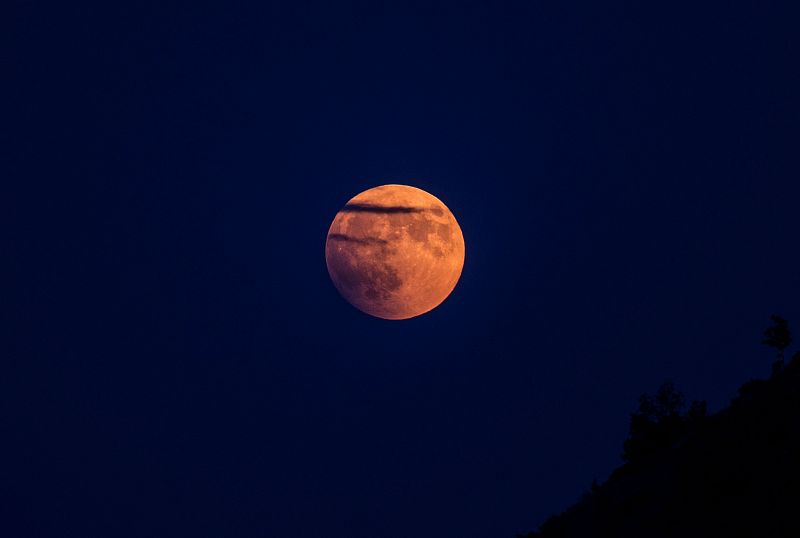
[325,184,465,320]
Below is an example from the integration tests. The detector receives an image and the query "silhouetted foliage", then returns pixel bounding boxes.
[518,318,800,538]
[686,400,707,422]
[763,314,791,363]
[622,382,692,463]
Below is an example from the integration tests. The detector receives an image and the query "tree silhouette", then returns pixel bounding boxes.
[518,318,800,538]
[622,382,686,463]
[686,399,707,422]
[762,314,791,364]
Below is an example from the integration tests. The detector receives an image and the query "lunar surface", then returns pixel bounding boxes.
[325,184,465,320]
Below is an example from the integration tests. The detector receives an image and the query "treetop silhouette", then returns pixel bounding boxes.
[518,315,800,538]
[763,314,791,365]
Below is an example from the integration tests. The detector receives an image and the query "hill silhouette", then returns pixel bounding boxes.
[519,319,800,538]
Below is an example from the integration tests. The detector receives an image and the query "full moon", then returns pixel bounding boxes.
[325,184,465,320]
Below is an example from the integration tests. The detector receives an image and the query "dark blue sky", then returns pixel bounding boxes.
[4,2,799,537]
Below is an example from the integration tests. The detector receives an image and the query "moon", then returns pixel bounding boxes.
[325,184,465,320]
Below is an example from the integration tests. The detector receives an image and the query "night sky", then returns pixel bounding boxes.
[4,2,799,537]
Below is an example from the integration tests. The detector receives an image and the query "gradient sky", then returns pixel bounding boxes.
[4,2,799,537]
